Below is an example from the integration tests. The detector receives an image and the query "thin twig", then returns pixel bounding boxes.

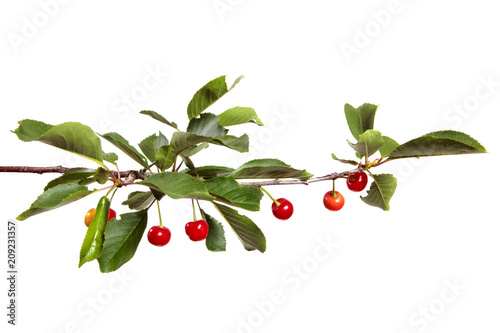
[238,169,359,187]
[0,166,151,180]
[0,165,362,187]
[0,165,69,174]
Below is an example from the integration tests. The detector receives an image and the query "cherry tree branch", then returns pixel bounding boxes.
[237,170,359,187]
[0,166,151,180]
[0,166,70,174]
[0,165,362,186]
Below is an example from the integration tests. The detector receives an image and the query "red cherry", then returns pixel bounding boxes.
[108,209,117,221]
[346,171,368,192]
[323,191,345,211]
[272,198,294,220]
[185,220,209,241]
[147,225,171,246]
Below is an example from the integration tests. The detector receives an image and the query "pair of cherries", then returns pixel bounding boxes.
[323,171,368,211]
[147,220,209,247]
[84,208,116,227]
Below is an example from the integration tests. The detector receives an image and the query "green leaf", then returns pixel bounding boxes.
[230,158,313,180]
[331,153,359,166]
[180,154,196,174]
[122,191,155,210]
[39,122,104,163]
[344,103,378,140]
[140,172,215,200]
[218,107,264,127]
[212,134,249,153]
[150,188,166,201]
[360,174,397,211]
[12,119,54,142]
[182,142,209,157]
[138,132,169,163]
[204,177,263,211]
[44,168,96,191]
[183,165,234,179]
[170,132,209,155]
[103,152,119,164]
[170,131,249,155]
[140,110,178,130]
[93,167,112,185]
[388,130,487,160]
[348,130,385,158]
[79,196,110,267]
[156,132,169,149]
[98,210,148,273]
[78,178,98,187]
[200,209,226,252]
[187,75,243,120]
[13,120,104,164]
[228,74,244,90]
[100,132,149,169]
[155,145,175,171]
[213,202,266,252]
[379,136,399,157]
[187,113,228,137]
[17,184,95,221]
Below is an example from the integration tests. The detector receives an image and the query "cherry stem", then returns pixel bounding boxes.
[157,200,164,228]
[332,180,337,197]
[171,156,177,173]
[108,187,118,203]
[191,199,197,221]
[260,187,280,206]
[115,164,121,183]
[196,200,204,219]
[105,185,117,198]
[175,160,184,172]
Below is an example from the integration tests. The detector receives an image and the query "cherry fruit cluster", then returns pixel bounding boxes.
[85,205,209,247]
[84,207,116,227]
[263,170,369,221]
[95,172,368,250]
[323,171,368,211]
[147,220,210,247]
[82,187,213,248]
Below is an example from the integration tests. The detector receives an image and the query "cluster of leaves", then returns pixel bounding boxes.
[332,103,487,210]
[12,75,314,272]
[10,75,487,273]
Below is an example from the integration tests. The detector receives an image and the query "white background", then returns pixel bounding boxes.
[1,1,499,332]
